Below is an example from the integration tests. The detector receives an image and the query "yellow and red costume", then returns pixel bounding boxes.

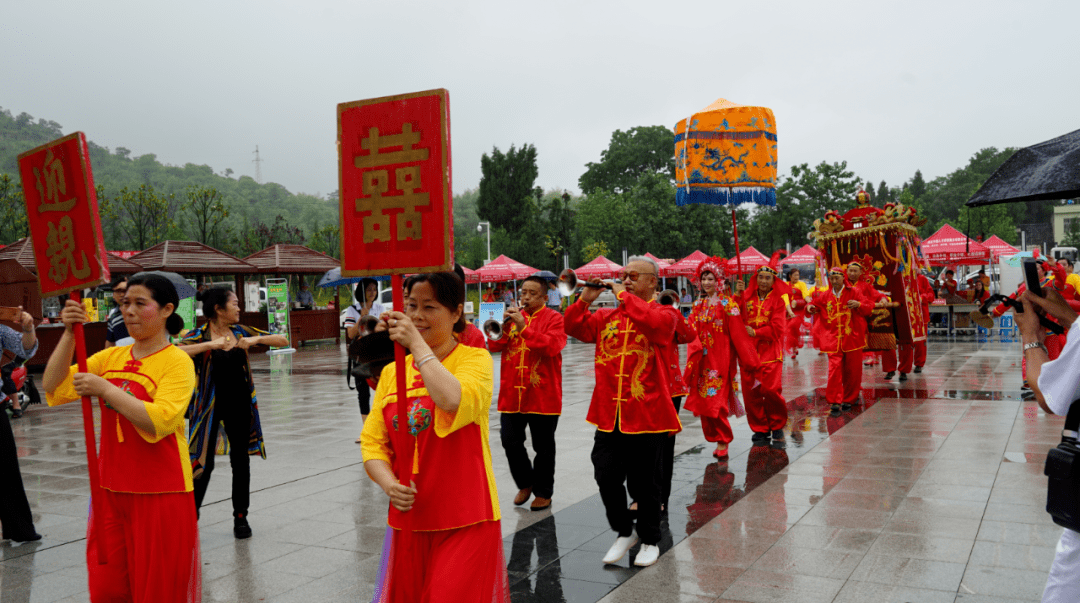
[741,284,788,435]
[809,277,873,405]
[682,258,760,445]
[564,289,679,546]
[361,344,509,603]
[488,306,566,500]
[47,345,200,603]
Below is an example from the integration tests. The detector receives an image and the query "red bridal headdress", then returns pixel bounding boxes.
[696,257,728,288]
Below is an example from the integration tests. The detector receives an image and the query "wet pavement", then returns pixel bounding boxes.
[0,335,1067,603]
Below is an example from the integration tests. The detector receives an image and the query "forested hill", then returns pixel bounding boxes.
[0,107,339,256]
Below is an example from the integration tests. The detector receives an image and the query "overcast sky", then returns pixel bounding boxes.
[4,0,1077,200]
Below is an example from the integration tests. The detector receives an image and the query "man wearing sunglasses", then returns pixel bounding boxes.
[564,256,680,568]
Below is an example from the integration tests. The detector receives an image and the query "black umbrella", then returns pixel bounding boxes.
[532,270,558,281]
[131,271,197,299]
[967,128,1080,206]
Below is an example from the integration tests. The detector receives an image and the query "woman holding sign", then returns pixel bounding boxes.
[43,273,200,603]
[178,287,287,539]
[360,271,509,603]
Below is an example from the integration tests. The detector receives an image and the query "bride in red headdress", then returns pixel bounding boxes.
[682,257,761,459]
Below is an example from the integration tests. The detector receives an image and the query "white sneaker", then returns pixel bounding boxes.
[634,544,660,567]
[602,532,638,564]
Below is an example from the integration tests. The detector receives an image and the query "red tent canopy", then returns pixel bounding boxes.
[667,250,708,277]
[459,265,479,284]
[731,246,769,274]
[983,235,1020,260]
[576,255,622,279]
[782,244,820,265]
[473,254,537,283]
[922,224,991,266]
[643,252,673,277]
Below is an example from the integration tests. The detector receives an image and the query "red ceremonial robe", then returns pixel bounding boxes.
[682,295,760,420]
[809,286,873,353]
[742,288,787,364]
[654,304,698,398]
[564,292,681,434]
[488,306,567,415]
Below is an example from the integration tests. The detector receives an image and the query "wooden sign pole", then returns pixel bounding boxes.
[70,290,107,564]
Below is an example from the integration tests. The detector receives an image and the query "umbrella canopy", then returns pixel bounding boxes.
[532,270,557,282]
[781,244,820,265]
[730,246,769,274]
[473,254,537,283]
[983,235,1020,260]
[921,224,991,266]
[459,265,479,284]
[1004,250,1036,267]
[576,255,623,280]
[667,250,709,277]
[316,267,390,288]
[643,253,673,277]
[131,270,197,299]
[967,128,1080,206]
[674,98,778,207]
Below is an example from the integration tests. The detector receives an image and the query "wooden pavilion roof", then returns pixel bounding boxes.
[242,244,340,274]
[128,240,257,275]
[0,238,144,275]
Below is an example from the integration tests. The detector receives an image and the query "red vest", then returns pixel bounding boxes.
[565,292,681,434]
[810,286,873,353]
[488,307,566,414]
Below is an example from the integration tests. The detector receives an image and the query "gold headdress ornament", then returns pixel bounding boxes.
[695,257,728,290]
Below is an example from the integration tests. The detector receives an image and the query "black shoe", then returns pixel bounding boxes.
[913,366,922,374]
[830,404,841,415]
[771,429,785,441]
[1021,390,1036,401]
[751,432,770,446]
[884,371,895,380]
[898,372,908,382]
[770,439,787,449]
[11,407,23,419]
[233,514,252,539]
[841,403,852,411]
[6,532,42,543]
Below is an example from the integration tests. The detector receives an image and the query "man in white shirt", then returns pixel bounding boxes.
[1017,287,1080,603]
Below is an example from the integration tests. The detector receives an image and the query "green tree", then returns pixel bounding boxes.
[237,214,305,256]
[477,144,538,233]
[907,169,927,201]
[182,185,230,247]
[748,161,861,253]
[99,184,179,250]
[0,173,28,245]
[916,148,1016,237]
[308,223,341,259]
[1062,217,1080,248]
[578,125,675,193]
[581,241,610,263]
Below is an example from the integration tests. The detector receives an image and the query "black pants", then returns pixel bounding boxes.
[591,426,666,545]
[0,406,36,540]
[500,413,559,499]
[659,396,683,509]
[192,399,252,517]
[357,383,371,416]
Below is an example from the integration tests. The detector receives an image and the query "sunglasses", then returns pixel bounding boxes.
[617,270,656,282]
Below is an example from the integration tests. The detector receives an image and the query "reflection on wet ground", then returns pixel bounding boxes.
[0,337,1066,603]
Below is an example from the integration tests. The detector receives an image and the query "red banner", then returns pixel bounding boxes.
[18,132,110,296]
[338,89,452,276]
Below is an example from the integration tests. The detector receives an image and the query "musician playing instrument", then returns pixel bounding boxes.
[488,276,567,511]
[564,256,679,568]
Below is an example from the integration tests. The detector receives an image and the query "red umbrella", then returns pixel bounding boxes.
[781,244,820,265]
[667,251,709,277]
[473,254,537,283]
[921,224,991,266]
[575,255,623,279]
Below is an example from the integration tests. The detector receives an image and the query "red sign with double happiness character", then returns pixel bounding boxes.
[18,132,110,296]
[338,89,453,276]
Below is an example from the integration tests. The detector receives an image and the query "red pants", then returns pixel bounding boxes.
[386,520,510,603]
[880,345,914,374]
[700,415,733,445]
[742,363,787,433]
[826,351,863,405]
[88,489,201,603]
[913,340,927,368]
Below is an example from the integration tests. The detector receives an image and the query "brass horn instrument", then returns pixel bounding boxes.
[657,289,680,306]
[557,269,613,297]
[483,318,505,341]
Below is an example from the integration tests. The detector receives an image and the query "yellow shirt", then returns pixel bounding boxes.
[1067,273,1080,296]
[47,345,196,493]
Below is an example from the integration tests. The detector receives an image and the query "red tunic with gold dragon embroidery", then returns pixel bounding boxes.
[488,306,566,415]
[808,286,873,353]
[564,291,681,434]
[682,295,760,419]
[741,288,787,364]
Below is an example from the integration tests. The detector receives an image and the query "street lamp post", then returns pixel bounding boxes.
[477,221,492,265]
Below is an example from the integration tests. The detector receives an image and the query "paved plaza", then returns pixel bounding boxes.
[0,335,1069,603]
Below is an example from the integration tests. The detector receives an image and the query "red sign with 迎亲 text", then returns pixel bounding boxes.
[18,132,110,296]
[338,89,453,276]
